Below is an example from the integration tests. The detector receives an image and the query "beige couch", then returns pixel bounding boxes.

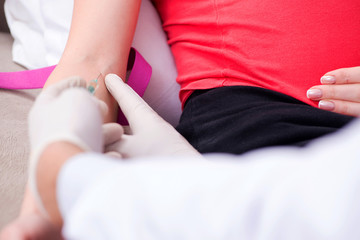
[0,1,40,228]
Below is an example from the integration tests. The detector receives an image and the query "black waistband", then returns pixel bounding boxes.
[177,86,354,154]
[186,86,308,108]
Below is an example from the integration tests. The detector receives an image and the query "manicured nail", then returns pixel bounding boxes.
[320,75,336,84]
[307,89,322,99]
[318,100,335,111]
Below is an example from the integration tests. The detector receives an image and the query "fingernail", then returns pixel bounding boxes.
[320,75,336,84]
[307,89,322,99]
[318,100,335,111]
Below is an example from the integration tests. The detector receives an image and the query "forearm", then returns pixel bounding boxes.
[45,0,141,122]
[36,142,84,227]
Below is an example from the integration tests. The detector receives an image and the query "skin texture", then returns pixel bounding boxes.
[36,142,84,227]
[307,67,360,117]
[45,0,141,122]
[0,213,63,240]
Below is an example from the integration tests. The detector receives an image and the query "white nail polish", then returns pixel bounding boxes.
[307,89,322,99]
[320,75,336,84]
[319,100,335,111]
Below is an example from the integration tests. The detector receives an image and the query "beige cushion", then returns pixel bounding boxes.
[0,32,40,228]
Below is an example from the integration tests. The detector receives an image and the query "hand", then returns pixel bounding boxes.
[29,76,108,156]
[307,66,360,116]
[104,74,200,158]
[0,213,63,240]
[28,76,108,211]
[102,123,124,158]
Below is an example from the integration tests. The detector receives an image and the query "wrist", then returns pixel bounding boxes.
[45,60,122,122]
[46,57,126,86]
[36,141,83,227]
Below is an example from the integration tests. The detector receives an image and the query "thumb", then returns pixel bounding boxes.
[102,123,124,146]
[105,151,123,159]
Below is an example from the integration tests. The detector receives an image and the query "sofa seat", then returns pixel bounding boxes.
[0,32,40,228]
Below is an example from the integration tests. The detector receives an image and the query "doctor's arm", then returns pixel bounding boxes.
[57,127,360,240]
[24,77,122,229]
[61,75,360,239]
[25,74,200,229]
[36,142,83,227]
[34,75,360,239]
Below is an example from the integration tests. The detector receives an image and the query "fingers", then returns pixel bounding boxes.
[307,66,360,116]
[40,76,108,120]
[102,123,124,146]
[321,67,360,84]
[38,76,87,102]
[103,123,123,158]
[105,151,123,159]
[0,223,23,240]
[105,74,158,131]
[307,84,360,116]
[318,99,360,117]
[307,84,360,102]
[0,214,63,240]
[104,135,133,159]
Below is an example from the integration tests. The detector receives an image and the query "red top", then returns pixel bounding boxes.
[153,0,360,108]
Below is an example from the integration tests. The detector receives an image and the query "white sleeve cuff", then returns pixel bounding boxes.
[56,153,121,220]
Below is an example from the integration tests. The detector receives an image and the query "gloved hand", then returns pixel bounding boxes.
[104,74,201,158]
[28,76,113,212]
[102,123,124,158]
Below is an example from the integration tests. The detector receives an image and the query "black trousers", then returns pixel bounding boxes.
[176,86,354,155]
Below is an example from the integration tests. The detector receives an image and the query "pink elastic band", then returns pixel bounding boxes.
[0,48,152,125]
[0,66,55,89]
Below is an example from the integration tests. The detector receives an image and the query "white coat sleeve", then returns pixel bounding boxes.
[57,120,360,240]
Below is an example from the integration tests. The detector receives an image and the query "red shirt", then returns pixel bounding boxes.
[153,0,360,108]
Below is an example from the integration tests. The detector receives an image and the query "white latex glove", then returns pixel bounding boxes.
[28,76,109,211]
[102,123,124,158]
[104,74,201,158]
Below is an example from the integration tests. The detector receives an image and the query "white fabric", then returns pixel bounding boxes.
[4,0,73,68]
[57,119,360,240]
[4,0,181,126]
[4,0,47,69]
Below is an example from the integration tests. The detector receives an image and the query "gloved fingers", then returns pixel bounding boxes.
[105,74,159,132]
[105,151,123,159]
[93,99,109,119]
[105,135,134,159]
[38,76,87,102]
[102,123,124,146]
[105,140,121,154]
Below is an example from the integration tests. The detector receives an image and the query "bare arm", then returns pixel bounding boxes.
[36,142,83,227]
[46,0,141,122]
